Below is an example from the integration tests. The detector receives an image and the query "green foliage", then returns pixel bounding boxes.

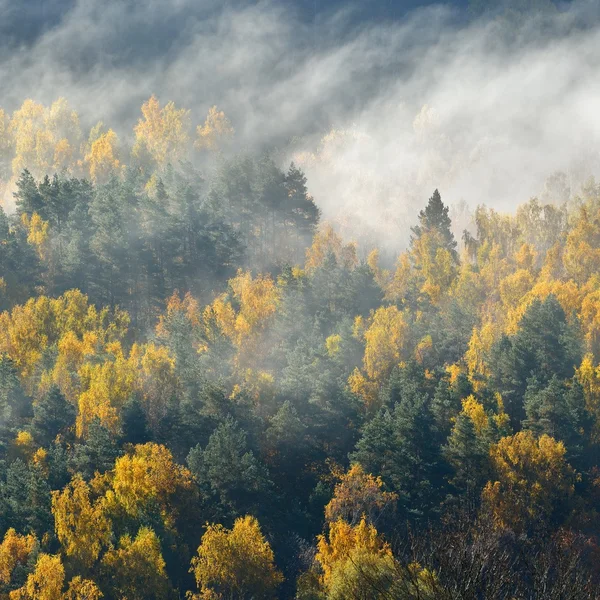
[1,113,600,599]
[31,385,75,447]
[491,295,582,426]
[187,418,273,520]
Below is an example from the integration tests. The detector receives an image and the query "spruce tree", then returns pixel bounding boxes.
[187,417,273,520]
[444,413,490,511]
[70,418,120,479]
[120,395,150,446]
[523,376,589,464]
[491,295,582,427]
[31,385,75,446]
[410,189,458,261]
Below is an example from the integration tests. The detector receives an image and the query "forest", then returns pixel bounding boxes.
[1,94,600,599]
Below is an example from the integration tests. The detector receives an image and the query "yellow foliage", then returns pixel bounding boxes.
[483,431,576,532]
[76,349,137,438]
[415,335,433,364]
[32,447,48,475]
[0,290,128,388]
[504,278,581,335]
[451,259,487,310]
[515,243,537,271]
[325,334,342,357]
[9,554,64,600]
[445,363,464,389]
[579,287,600,360]
[316,517,391,588]
[385,252,413,302]
[230,369,276,416]
[477,242,511,295]
[21,212,49,259]
[85,128,120,184]
[230,271,279,339]
[347,368,379,409]
[46,331,100,403]
[324,464,397,526]
[305,224,357,272]
[499,269,535,309]
[363,306,409,382]
[52,475,112,569]
[461,395,489,435]
[133,95,190,166]
[110,443,192,520]
[367,248,390,290]
[0,529,36,585]
[349,306,409,409]
[10,98,81,178]
[540,243,564,281]
[411,231,457,303]
[13,430,35,462]
[492,393,511,432]
[101,527,168,600]
[206,270,279,367]
[63,576,103,600]
[195,106,234,152]
[156,291,201,337]
[465,320,500,392]
[563,206,600,284]
[135,343,178,429]
[576,354,600,442]
[190,515,283,600]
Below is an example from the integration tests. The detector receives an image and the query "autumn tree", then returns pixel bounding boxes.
[0,528,37,592]
[316,517,391,591]
[9,553,64,600]
[101,527,169,600]
[349,306,410,409]
[189,515,283,600]
[51,475,111,570]
[324,464,397,527]
[10,98,82,179]
[84,124,121,184]
[195,105,234,152]
[109,442,193,523]
[63,577,103,600]
[133,95,190,167]
[482,431,577,533]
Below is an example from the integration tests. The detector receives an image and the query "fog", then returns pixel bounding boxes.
[2,0,600,249]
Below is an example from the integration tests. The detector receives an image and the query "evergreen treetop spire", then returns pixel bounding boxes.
[411,189,458,261]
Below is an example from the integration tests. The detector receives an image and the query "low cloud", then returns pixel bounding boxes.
[1,0,600,250]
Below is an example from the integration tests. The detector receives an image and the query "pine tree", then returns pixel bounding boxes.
[0,459,52,537]
[491,295,582,427]
[523,376,589,464]
[351,394,446,522]
[432,378,464,440]
[187,417,273,520]
[410,189,458,261]
[0,357,31,450]
[284,162,320,239]
[120,395,150,446]
[444,412,490,512]
[13,170,43,217]
[31,385,75,447]
[70,418,121,479]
